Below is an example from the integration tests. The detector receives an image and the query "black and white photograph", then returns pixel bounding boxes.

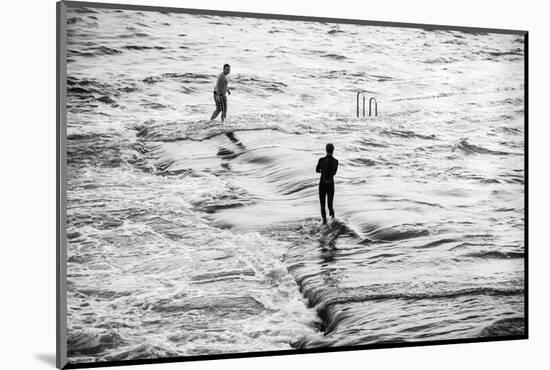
[60,1,526,367]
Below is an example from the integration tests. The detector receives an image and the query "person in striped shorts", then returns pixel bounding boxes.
[210,64,231,122]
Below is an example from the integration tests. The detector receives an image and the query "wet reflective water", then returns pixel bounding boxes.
[65,6,525,363]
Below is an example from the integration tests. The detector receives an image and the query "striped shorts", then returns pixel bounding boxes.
[214,92,227,113]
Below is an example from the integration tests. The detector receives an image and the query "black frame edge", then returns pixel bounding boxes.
[57,1,69,369]
[523,32,529,338]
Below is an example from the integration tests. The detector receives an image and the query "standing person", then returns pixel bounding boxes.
[210,64,231,122]
[316,143,339,224]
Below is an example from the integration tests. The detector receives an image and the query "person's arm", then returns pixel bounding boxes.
[316,158,321,173]
[332,160,338,176]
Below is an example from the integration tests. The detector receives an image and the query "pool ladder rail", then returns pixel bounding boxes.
[356,91,378,117]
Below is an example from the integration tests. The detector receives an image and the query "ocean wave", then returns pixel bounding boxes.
[287,278,524,341]
[68,45,123,58]
[67,76,138,109]
[423,57,459,64]
[142,72,212,84]
[442,39,467,45]
[492,126,523,136]
[370,74,395,82]
[292,334,406,349]
[67,178,320,359]
[122,45,166,51]
[262,219,361,249]
[68,17,83,24]
[412,238,459,249]
[150,295,268,315]
[349,157,378,167]
[191,187,255,214]
[390,92,454,102]
[321,53,349,60]
[67,138,126,168]
[97,95,116,104]
[116,31,151,39]
[361,224,430,243]
[479,317,525,337]
[100,338,182,362]
[514,36,525,44]
[320,70,368,80]
[67,76,105,95]
[480,178,500,184]
[232,75,288,93]
[452,139,511,156]
[380,129,436,140]
[422,28,453,34]
[313,286,524,310]
[501,175,524,185]
[68,328,126,357]
[134,119,291,143]
[357,138,389,148]
[70,7,98,14]
[478,48,524,58]
[463,250,524,259]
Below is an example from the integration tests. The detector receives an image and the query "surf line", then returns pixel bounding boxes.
[279,220,363,346]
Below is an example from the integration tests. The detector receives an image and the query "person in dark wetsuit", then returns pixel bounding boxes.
[316,143,339,224]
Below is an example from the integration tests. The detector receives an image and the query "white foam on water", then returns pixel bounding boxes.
[65,6,525,363]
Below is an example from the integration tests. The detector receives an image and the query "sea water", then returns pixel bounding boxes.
[65,7,525,363]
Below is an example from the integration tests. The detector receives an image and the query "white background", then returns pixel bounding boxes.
[1,0,548,369]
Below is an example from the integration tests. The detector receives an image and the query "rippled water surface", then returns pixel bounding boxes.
[65,6,525,364]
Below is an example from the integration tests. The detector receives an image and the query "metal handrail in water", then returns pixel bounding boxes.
[356,91,378,117]
[356,91,365,118]
[369,97,377,117]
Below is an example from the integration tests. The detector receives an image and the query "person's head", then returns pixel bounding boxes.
[326,143,334,155]
[223,64,231,75]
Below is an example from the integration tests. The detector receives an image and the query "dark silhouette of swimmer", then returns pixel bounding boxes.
[316,143,339,224]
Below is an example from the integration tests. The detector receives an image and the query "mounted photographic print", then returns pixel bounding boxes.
[56,1,528,368]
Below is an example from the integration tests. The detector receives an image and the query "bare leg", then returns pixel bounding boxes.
[221,95,227,123]
[211,92,221,121]
[221,104,227,123]
[211,109,221,121]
